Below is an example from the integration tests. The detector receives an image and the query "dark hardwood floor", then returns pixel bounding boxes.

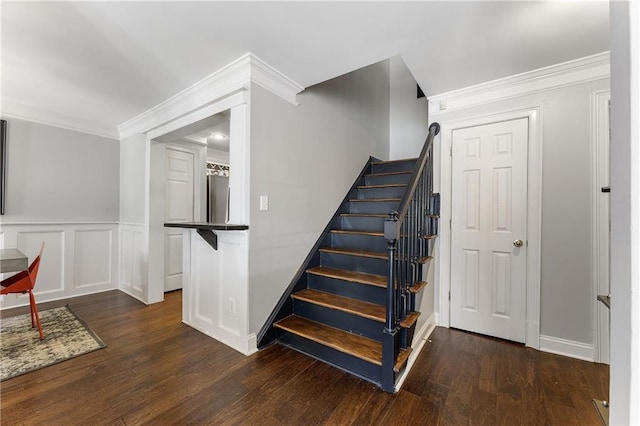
[1,290,609,425]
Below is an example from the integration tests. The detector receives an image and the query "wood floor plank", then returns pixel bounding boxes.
[0,291,610,425]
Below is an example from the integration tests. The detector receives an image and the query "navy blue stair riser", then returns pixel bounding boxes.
[401,322,418,349]
[365,173,412,186]
[277,332,382,386]
[307,274,386,305]
[330,233,388,252]
[292,299,385,341]
[356,186,406,199]
[427,217,439,235]
[339,216,387,232]
[371,161,417,174]
[348,200,400,214]
[320,251,387,276]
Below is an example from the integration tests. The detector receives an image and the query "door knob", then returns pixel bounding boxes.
[513,239,524,248]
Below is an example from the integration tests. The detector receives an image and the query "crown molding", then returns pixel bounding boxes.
[0,99,119,139]
[250,53,304,106]
[118,53,304,140]
[429,51,610,115]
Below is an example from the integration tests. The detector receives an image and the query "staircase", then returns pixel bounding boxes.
[257,123,441,392]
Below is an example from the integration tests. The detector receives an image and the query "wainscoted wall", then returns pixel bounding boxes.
[0,222,119,309]
[118,223,147,302]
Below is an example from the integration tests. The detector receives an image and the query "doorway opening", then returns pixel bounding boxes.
[153,111,232,294]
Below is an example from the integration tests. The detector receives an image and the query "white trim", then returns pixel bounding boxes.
[118,53,303,140]
[539,335,595,362]
[246,333,258,356]
[250,54,304,106]
[394,313,436,392]
[429,52,610,115]
[1,99,119,140]
[0,221,119,226]
[438,106,542,349]
[590,89,611,364]
[1,222,119,310]
[145,90,247,142]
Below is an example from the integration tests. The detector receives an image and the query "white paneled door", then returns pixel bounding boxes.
[165,147,194,292]
[450,118,528,342]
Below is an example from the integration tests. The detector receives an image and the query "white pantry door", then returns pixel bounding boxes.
[165,147,194,292]
[450,118,528,342]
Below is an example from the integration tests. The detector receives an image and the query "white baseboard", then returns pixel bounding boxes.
[245,333,258,356]
[117,286,148,306]
[539,334,594,362]
[394,312,437,392]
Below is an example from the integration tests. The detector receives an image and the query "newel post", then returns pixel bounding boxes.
[381,211,400,392]
[384,211,399,331]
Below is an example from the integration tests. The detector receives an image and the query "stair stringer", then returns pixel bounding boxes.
[256,156,380,348]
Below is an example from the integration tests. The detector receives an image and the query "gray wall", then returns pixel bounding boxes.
[389,56,430,160]
[426,77,609,346]
[120,133,147,224]
[2,119,119,222]
[388,56,435,331]
[248,60,391,332]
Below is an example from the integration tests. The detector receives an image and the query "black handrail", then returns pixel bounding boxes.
[394,122,440,231]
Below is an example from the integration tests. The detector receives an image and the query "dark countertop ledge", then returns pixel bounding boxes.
[164,222,249,231]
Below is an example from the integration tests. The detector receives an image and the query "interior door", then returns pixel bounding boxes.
[450,118,528,342]
[165,147,194,292]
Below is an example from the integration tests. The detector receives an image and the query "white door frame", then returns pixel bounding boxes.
[591,89,611,363]
[438,106,543,348]
[164,144,197,293]
[146,89,251,304]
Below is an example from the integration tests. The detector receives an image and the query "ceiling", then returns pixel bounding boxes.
[1,1,609,135]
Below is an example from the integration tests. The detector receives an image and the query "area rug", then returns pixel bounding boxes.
[0,305,106,381]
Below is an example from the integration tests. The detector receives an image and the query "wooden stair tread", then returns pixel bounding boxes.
[400,311,421,328]
[422,234,437,240]
[330,229,383,237]
[292,289,385,322]
[394,348,412,373]
[319,247,387,260]
[307,266,387,288]
[417,255,433,264]
[366,171,412,177]
[340,213,389,218]
[274,315,382,366]
[357,184,406,189]
[409,281,428,294]
[349,198,401,202]
[371,158,417,165]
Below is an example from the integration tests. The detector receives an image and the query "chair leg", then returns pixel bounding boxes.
[28,291,44,340]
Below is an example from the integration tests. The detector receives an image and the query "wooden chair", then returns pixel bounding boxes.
[1,242,45,340]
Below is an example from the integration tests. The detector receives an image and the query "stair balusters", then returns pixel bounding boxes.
[382,122,440,389]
